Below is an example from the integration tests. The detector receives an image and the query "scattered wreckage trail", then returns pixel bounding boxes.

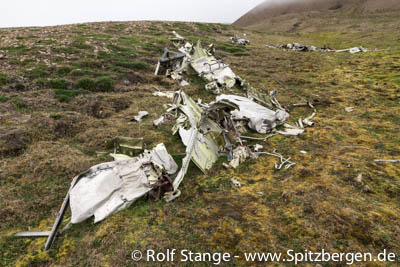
[15,31,321,250]
[266,43,384,53]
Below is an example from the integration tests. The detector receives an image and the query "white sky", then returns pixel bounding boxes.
[1,0,265,28]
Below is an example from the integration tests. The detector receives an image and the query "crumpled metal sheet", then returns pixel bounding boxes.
[69,143,177,224]
[133,111,149,122]
[190,40,238,93]
[229,146,250,168]
[215,94,289,133]
[112,136,143,157]
[230,35,250,46]
[157,32,242,94]
[335,46,368,53]
[173,91,223,173]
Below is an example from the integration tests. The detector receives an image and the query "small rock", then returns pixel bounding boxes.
[0,54,5,59]
[345,107,354,113]
[300,150,307,154]
[355,173,363,184]
[362,185,372,193]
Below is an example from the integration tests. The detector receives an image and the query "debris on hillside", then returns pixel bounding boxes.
[112,136,144,157]
[277,43,318,51]
[266,43,381,53]
[132,111,149,122]
[14,31,321,250]
[155,31,245,94]
[374,159,400,163]
[230,34,250,46]
[156,90,314,201]
[69,143,177,224]
[15,143,177,249]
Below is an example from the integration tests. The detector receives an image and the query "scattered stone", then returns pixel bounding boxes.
[362,185,372,193]
[345,107,354,112]
[300,150,307,154]
[355,173,363,184]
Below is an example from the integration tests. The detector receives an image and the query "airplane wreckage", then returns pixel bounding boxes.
[230,34,250,46]
[266,43,382,53]
[15,32,321,249]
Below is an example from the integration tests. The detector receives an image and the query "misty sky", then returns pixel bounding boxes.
[1,0,265,28]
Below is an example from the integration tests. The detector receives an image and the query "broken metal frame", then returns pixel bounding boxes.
[15,171,87,250]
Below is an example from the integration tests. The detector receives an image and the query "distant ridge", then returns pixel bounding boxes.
[234,0,400,31]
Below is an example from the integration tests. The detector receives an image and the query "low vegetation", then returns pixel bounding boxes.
[0,18,399,266]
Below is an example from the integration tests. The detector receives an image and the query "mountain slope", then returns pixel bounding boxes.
[234,0,400,32]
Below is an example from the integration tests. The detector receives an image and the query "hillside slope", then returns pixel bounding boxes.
[0,20,399,266]
[234,0,400,32]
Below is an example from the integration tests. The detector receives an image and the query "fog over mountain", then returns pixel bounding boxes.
[234,0,400,28]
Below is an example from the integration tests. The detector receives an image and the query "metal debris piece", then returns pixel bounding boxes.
[153,91,175,98]
[16,172,88,250]
[154,115,166,126]
[223,163,232,169]
[215,94,289,133]
[180,80,189,87]
[70,143,178,224]
[230,34,250,46]
[133,111,149,122]
[112,137,144,157]
[374,159,400,163]
[230,146,250,168]
[336,46,368,54]
[267,43,379,53]
[156,32,244,94]
[257,150,296,170]
[277,124,305,136]
[15,231,52,237]
[109,154,132,161]
[254,144,263,152]
[231,178,241,187]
